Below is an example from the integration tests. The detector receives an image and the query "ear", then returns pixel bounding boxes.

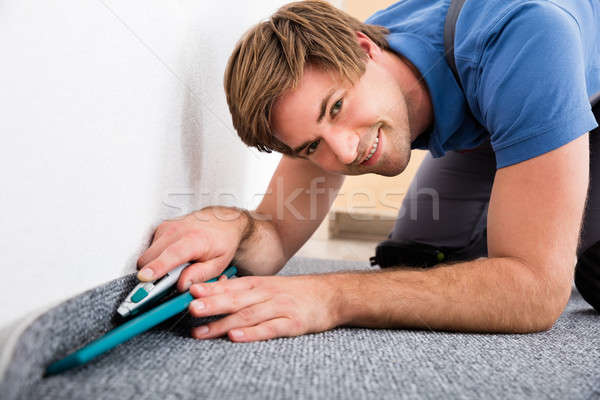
[355,31,382,60]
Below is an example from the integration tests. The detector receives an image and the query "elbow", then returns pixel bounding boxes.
[540,287,571,332]
[520,275,572,333]
[515,302,564,333]
[528,309,562,333]
[505,257,572,333]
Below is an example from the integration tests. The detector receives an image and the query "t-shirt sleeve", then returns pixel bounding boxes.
[474,2,598,168]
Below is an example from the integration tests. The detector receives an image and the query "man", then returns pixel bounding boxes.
[135,0,600,342]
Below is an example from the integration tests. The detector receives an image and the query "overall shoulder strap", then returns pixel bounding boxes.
[443,0,467,89]
[443,0,490,138]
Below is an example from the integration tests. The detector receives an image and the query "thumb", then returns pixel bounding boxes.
[177,257,231,291]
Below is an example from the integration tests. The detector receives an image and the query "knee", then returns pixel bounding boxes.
[370,238,487,269]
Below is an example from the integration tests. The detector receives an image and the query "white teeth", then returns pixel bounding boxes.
[364,136,379,162]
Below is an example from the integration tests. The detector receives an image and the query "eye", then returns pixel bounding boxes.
[330,98,343,117]
[306,139,320,156]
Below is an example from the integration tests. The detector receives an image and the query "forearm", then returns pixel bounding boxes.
[194,206,286,276]
[329,257,568,333]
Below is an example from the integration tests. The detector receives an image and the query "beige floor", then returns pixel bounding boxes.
[294,217,380,263]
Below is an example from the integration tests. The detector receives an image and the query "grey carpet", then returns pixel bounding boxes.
[1,256,600,400]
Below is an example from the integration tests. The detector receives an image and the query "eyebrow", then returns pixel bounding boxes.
[291,88,336,156]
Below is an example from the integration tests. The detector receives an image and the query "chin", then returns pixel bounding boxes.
[376,166,406,177]
[376,151,411,177]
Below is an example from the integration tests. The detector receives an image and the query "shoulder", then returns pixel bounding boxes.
[456,0,581,63]
[366,0,452,49]
[458,1,593,168]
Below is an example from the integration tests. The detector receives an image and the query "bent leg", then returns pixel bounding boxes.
[384,142,496,265]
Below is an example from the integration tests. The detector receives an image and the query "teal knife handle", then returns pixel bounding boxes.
[45,265,237,376]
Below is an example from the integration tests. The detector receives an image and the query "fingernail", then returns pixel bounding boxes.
[196,325,209,335]
[230,329,244,338]
[182,280,192,291]
[194,284,204,293]
[193,300,205,311]
[138,268,154,281]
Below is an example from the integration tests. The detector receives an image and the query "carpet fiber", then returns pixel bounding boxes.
[2,257,600,399]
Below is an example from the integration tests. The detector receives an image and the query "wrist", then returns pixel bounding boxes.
[324,270,399,328]
[236,208,255,245]
[196,205,254,244]
[322,272,355,327]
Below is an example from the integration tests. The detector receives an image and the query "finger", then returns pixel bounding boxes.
[227,318,295,342]
[191,300,274,339]
[218,274,228,281]
[188,287,269,319]
[137,227,180,269]
[176,258,229,291]
[190,276,257,297]
[138,233,211,282]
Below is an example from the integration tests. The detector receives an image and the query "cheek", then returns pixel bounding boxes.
[345,89,386,125]
[368,74,406,121]
[312,145,344,170]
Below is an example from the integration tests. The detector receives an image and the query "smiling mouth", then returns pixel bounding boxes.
[360,130,380,164]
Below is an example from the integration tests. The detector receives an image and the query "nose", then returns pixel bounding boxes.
[323,127,359,165]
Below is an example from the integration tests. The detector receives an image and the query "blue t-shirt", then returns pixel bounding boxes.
[366,0,599,168]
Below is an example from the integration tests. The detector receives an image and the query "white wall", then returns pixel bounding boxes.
[0,0,291,328]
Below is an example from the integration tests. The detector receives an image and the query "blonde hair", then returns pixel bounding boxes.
[224,0,389,156]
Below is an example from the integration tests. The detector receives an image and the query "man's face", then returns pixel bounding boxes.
[271,57,413,177]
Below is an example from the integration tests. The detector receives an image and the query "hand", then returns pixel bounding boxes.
[136,207,250,291]
[188,274,341,342]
